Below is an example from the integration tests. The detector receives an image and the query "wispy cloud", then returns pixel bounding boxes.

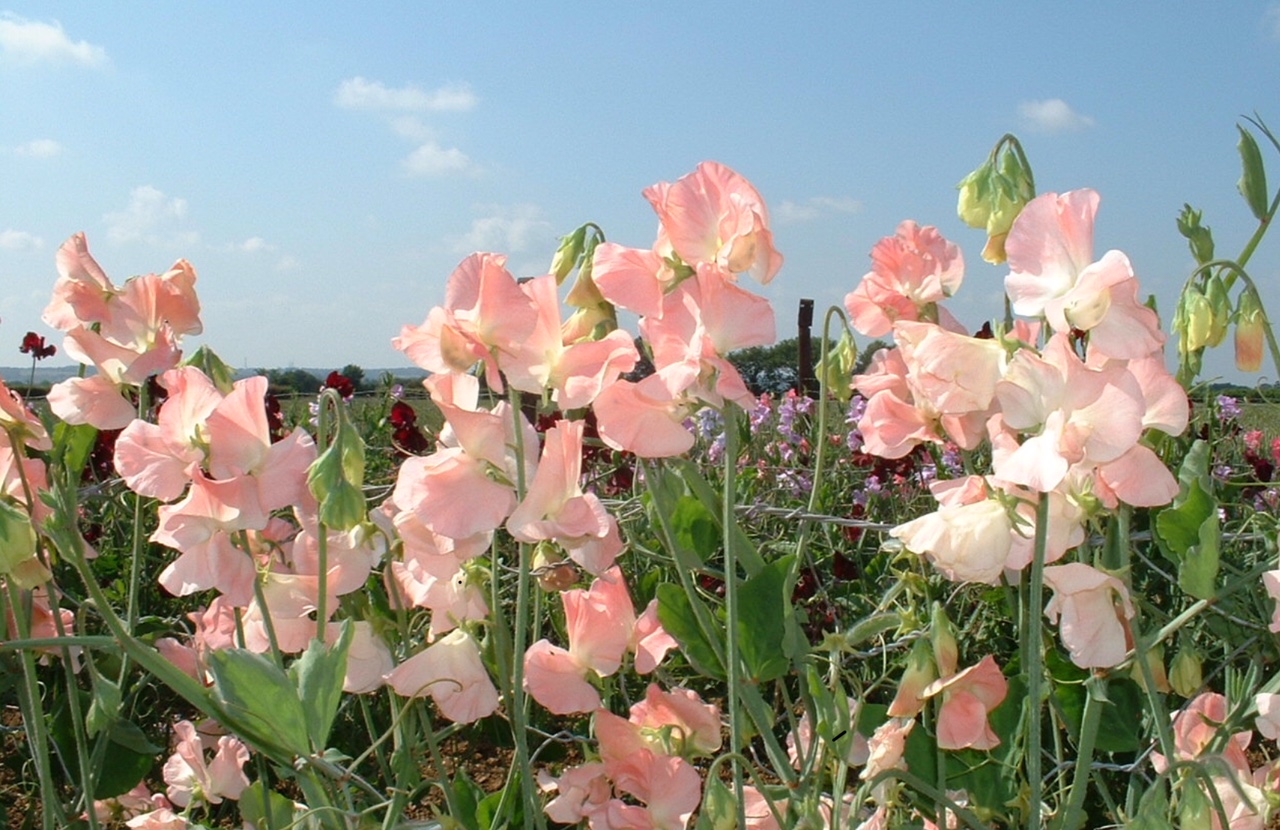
[775,196,863,224]
[0,14,107,67]
[1266,5,1280,40]
[404,142,476,177]
[0,229,43,250]
[337,76,481,177]
[13,138,63,158]
[104,186,200,247]
[1017,98,1095,134]
[334,77,476,112]
[452,204,553,254]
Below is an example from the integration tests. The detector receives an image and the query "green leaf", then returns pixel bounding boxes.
[51,422,99,484]
[1053,674,1143,753]
[306,404,368,531]
[671,458,765,577]
[287,623,353,751]
[1154,440,1215,559]
[656,583,725,680]
[1126,779,1170,829]
[695,777,736,830]
[238,782,298,830]
[670,495,718,565]
[447,767,484,830]
[737,555,795,682]
[85,667,122,738]
[1238,125,1270,222]
[207,648,311,761]
[183,345,239,393]
[1180,510,1220,600]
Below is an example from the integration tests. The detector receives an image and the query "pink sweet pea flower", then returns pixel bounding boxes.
[845,221,964,337]
[392,252,538,392]
[162,720,249,808]
[391,372,538,538]
[385,629,500,724]
[503,273,638,409]
[1004,189,1163,359]
[592,242,678,319]
[1152,692,1253,776]
[633,599,678,674]
[595,710,703,830]
[629,684,722,757]
[1042,563,1135,668]
[592,367,700,458]
[1264,570,1280,633]
[538,762,613,825]
[923,655,1008,751]
[1255,693,1280,741]
[644,160,783,284]
[524,567,637,714]
[891,498,1014,585]
[114,366,224,500]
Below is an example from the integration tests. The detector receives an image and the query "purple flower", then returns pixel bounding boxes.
[1217,395,1242,422]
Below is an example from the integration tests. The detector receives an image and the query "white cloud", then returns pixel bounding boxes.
[334,77,476,112]
[14,138,63,158]
[775,196,863,224]
[0,229,43,250]
[237,236,272,253]
[103,185,199,246]
[404,142,477,176]
[1018,99,1095,134]
[453,205,553,254]
[0,14,107,67]
[275,255,300,271]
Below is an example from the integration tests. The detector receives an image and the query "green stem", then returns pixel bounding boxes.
[4,581,65,830]
[720,403,747,830]
[1052,675,1106,830]
[1025,494,1051,827]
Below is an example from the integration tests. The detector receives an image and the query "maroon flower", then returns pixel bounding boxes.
[390,400,429,454]
[324,371,355,399]
[19,331,56,360]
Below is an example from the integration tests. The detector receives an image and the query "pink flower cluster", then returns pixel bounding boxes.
[848,189,1187,670]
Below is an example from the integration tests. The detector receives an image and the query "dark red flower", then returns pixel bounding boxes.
[324,371,355,399]
[19,331,56,360]
[390,400,428,454]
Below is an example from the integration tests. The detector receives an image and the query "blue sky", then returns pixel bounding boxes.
[0,3,1278,384]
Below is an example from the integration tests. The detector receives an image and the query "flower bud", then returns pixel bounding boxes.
[550,226,588,284]
[1130,643,1171,694]
[1176,286,1214,352]
[533,541,578,592]
[887,636,936,718]
[956,139,1035,264]
[1235,288,1266,373]
[1169,644,1203,698]
[1205,275,1231,347]
[816,331,858,402]
[930,603,959,678]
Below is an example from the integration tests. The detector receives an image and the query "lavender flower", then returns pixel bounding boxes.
[1216,395,1242,422]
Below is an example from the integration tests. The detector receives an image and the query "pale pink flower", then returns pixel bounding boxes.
[538,762,612,825]
[923,655,1008,751]
[862,718,915,782]
[162,720,249,808]
[1152,692,1252,775]
[114,366,224,500]
[1004,189,1163,359]
[644,160,782,284]
[592,242,678,318]
[629,684,722,756]
[593,368,699,458]
[891,498,1014,585]
[1042,563,1135,668]
[524,567,636,714]
[633,599,678,674]
[328,620,393,694]
[503,273,638,409]
[845,221,964,337]
[1259,571,1280,633]
[596,710,703,830]
[1255,693,1280,741]
[507,419,621,574]
[788,697,867,769]
[125,806,188,830]
[385,629,500,724]
[392,252,538,392]
[0,379,50,451]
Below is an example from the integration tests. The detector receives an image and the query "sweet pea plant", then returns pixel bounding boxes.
[5,120,1280,830]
